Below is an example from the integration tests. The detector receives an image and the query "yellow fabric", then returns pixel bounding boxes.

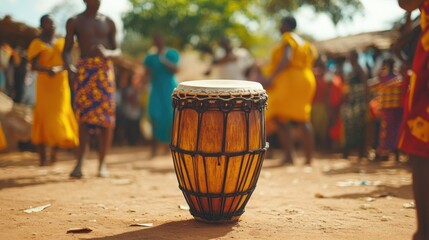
[422,5,428,31]
[264,32,317,122]
[0,123,6,150]
[27,38,78,148]
[421,4,429,50]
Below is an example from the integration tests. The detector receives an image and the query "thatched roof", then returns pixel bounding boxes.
[0,16,140,73]
[0,15,39,48]
[314,30,398,56]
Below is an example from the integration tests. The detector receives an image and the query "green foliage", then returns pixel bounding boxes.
[120,31,151,59]
[122,0,259,52]
[121,0,364,57]
[265,0,363,25]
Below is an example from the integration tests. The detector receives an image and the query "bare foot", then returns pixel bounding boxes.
[264,149,274,159]
[50,154,57,164]
[281,157,294,166]
[70,165,83,178]
[98,163,109,178]
[163,145,171,155]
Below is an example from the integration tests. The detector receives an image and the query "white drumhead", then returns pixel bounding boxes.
[176,80,265,95]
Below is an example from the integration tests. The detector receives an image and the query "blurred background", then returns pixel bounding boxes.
[0,0,415,159]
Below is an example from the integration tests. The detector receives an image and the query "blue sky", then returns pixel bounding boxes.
[0,0,408,41]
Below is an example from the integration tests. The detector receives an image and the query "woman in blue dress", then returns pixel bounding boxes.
[143,33,179,157]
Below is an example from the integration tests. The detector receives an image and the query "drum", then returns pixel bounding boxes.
[170,80,268,223]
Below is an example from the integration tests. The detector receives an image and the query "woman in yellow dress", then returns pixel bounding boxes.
[27,15,78,166]
[261,16,317,165]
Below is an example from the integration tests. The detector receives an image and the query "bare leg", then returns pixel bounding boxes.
[276,120,294,165]
[265,120,277,159]
[149,121,158,159]
[151,140,158,159]
[97,127,113,177]
[298,122,314,165]
[342,146,350,160]
[411,155,429,240]
[394,149,400,162]
[70,123,89,178]
[162,143,170,155]
[37,144,47,166]
[50,146,59,164]
[358,143,367,161]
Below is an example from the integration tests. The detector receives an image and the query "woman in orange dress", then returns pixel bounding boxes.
[261,16,317,165]
[397,1,429,239]
[27,15,78,166]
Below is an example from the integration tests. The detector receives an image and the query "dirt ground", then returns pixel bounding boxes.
[0,147,416,240]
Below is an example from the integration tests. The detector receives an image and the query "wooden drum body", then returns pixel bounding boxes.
[170,80,268,223]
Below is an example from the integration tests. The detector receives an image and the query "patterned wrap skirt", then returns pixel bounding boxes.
[73,57,116,129]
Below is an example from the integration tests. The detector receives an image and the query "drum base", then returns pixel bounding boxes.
[190,209,243,224]
[194,216,240,224]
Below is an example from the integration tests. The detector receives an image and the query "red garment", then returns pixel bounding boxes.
[398,1,429,158]
[313,75,328,104]
[329,75,343,108]
[328,74,344,141]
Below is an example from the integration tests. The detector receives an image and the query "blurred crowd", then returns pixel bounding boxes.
[309,48,405,162]
[0,14,414,166]
[0,42,151,151]
[0,39,410,163]
[0,42,36,105]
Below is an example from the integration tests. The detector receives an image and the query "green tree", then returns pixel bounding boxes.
[120,31,151,59]
[121,0,364,56]
[122,0,260,52]
[265,0,363,25]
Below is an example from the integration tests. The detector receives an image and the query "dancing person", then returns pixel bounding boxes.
[123,76,143,145]
[11,48,28,103]
[205,36,254,80]
[311,57,330,152]
[372,58,403,161]
[397,1,429,239]
[260,16,317,165]
[63,0,121,178]
[27,14,78,166]
[143,33,179,157]
[341,50,368,160]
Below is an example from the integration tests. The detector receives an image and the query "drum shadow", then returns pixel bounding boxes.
[87,219,235,240]
[0,175,75,190]
[326,183,413,200]
[322,161,412,176]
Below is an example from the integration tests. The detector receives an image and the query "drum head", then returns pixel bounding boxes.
[175,80,265,96]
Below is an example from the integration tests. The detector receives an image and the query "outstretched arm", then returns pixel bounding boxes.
[63,17,77,89]
[159,55,179,73]
[63,17,77,73]
[392,14,421,67]
[398,0,424,11]
[263,44,292,88]
[104,18,121,58]
[31,54,56,76]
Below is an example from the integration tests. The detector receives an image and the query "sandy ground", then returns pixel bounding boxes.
[0,147,416,240]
